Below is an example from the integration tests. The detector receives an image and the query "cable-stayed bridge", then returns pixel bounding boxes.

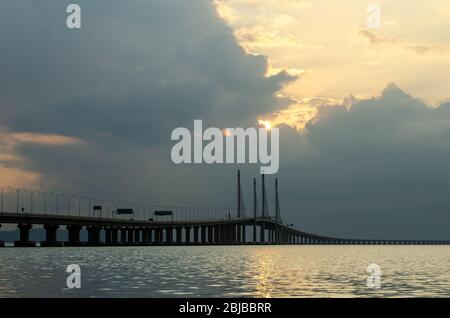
[0,171,448,247]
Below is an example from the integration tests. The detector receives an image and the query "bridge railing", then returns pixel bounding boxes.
[0,187,253,222]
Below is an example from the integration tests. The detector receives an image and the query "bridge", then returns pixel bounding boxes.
[0,171,449,247]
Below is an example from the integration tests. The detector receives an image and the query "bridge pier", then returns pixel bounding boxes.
[184,226,191,244]
[227,224,232,244]
[14,223,36,247]
[120,227,127,244]
[66,224,82,246]
[154,228,162,244]
[231,224,235,244]
[219,225,225,244]
[140,228,149,245]
[0,224,4,247]
[213,225,220,244]
[193,226,199,244]
[127,227,135,245]
[200,226,206,244]
[41,224,63,247]
[148,228,154,244]
[110,227,120,245]
[207,226,213,244]
[134,228,140,243]
[242,225,246,243]
[166,227,173,244]
[176,227,183,244]
[104,227,112,245]
[86,226,102,246]
[236,225,241,244]
[260,224,265,244]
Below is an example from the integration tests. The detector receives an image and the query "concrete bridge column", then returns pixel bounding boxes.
[120,227,127,244]
[166,227,173,244]
[242,225,246,243]
[141,228,149,245]
[147,228,154,244]
[155,228,162,244]
[127,227,135,245]
[224,225,230,244]
[260,224,265,244]
[0,225,3,247]
[134,228,140,243]
[41,224,62,247]
[222,225,228,244]
[176,227,183,244]
[86,226,101,246]
[111,227,119,245]
[104,227,112,245]
[185,226,191,244]
[236,225,241,243]
[200,226,207,244]
[220,225,226,244]
[67,225,82,246]
[227,225,233,244]
[207,226,213,244]
[193,226,199,244]
[213,225,219,244]
[231,224,236,244]
[224,224,229,244]
[15,223,36,247]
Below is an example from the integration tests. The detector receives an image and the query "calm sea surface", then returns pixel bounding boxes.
[0,246,449,297]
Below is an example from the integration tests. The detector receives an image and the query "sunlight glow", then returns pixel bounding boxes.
[258,120,272,130]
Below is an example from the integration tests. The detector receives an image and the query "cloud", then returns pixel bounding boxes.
[358,30,400,46]
[0,0,294,199]
[275,83,450,239]
[358,30,450,55]
[9,132,84,146]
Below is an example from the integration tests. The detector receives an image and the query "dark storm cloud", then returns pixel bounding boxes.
[0,0,294,144]
[0,0,294,201]
[277,83,450,239]
[0,1,449,239]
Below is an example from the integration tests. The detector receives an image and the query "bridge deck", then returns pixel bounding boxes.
[0,211,449,246]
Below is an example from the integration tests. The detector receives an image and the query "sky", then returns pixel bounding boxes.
[0,0,449,239]
[216,0,450,128]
